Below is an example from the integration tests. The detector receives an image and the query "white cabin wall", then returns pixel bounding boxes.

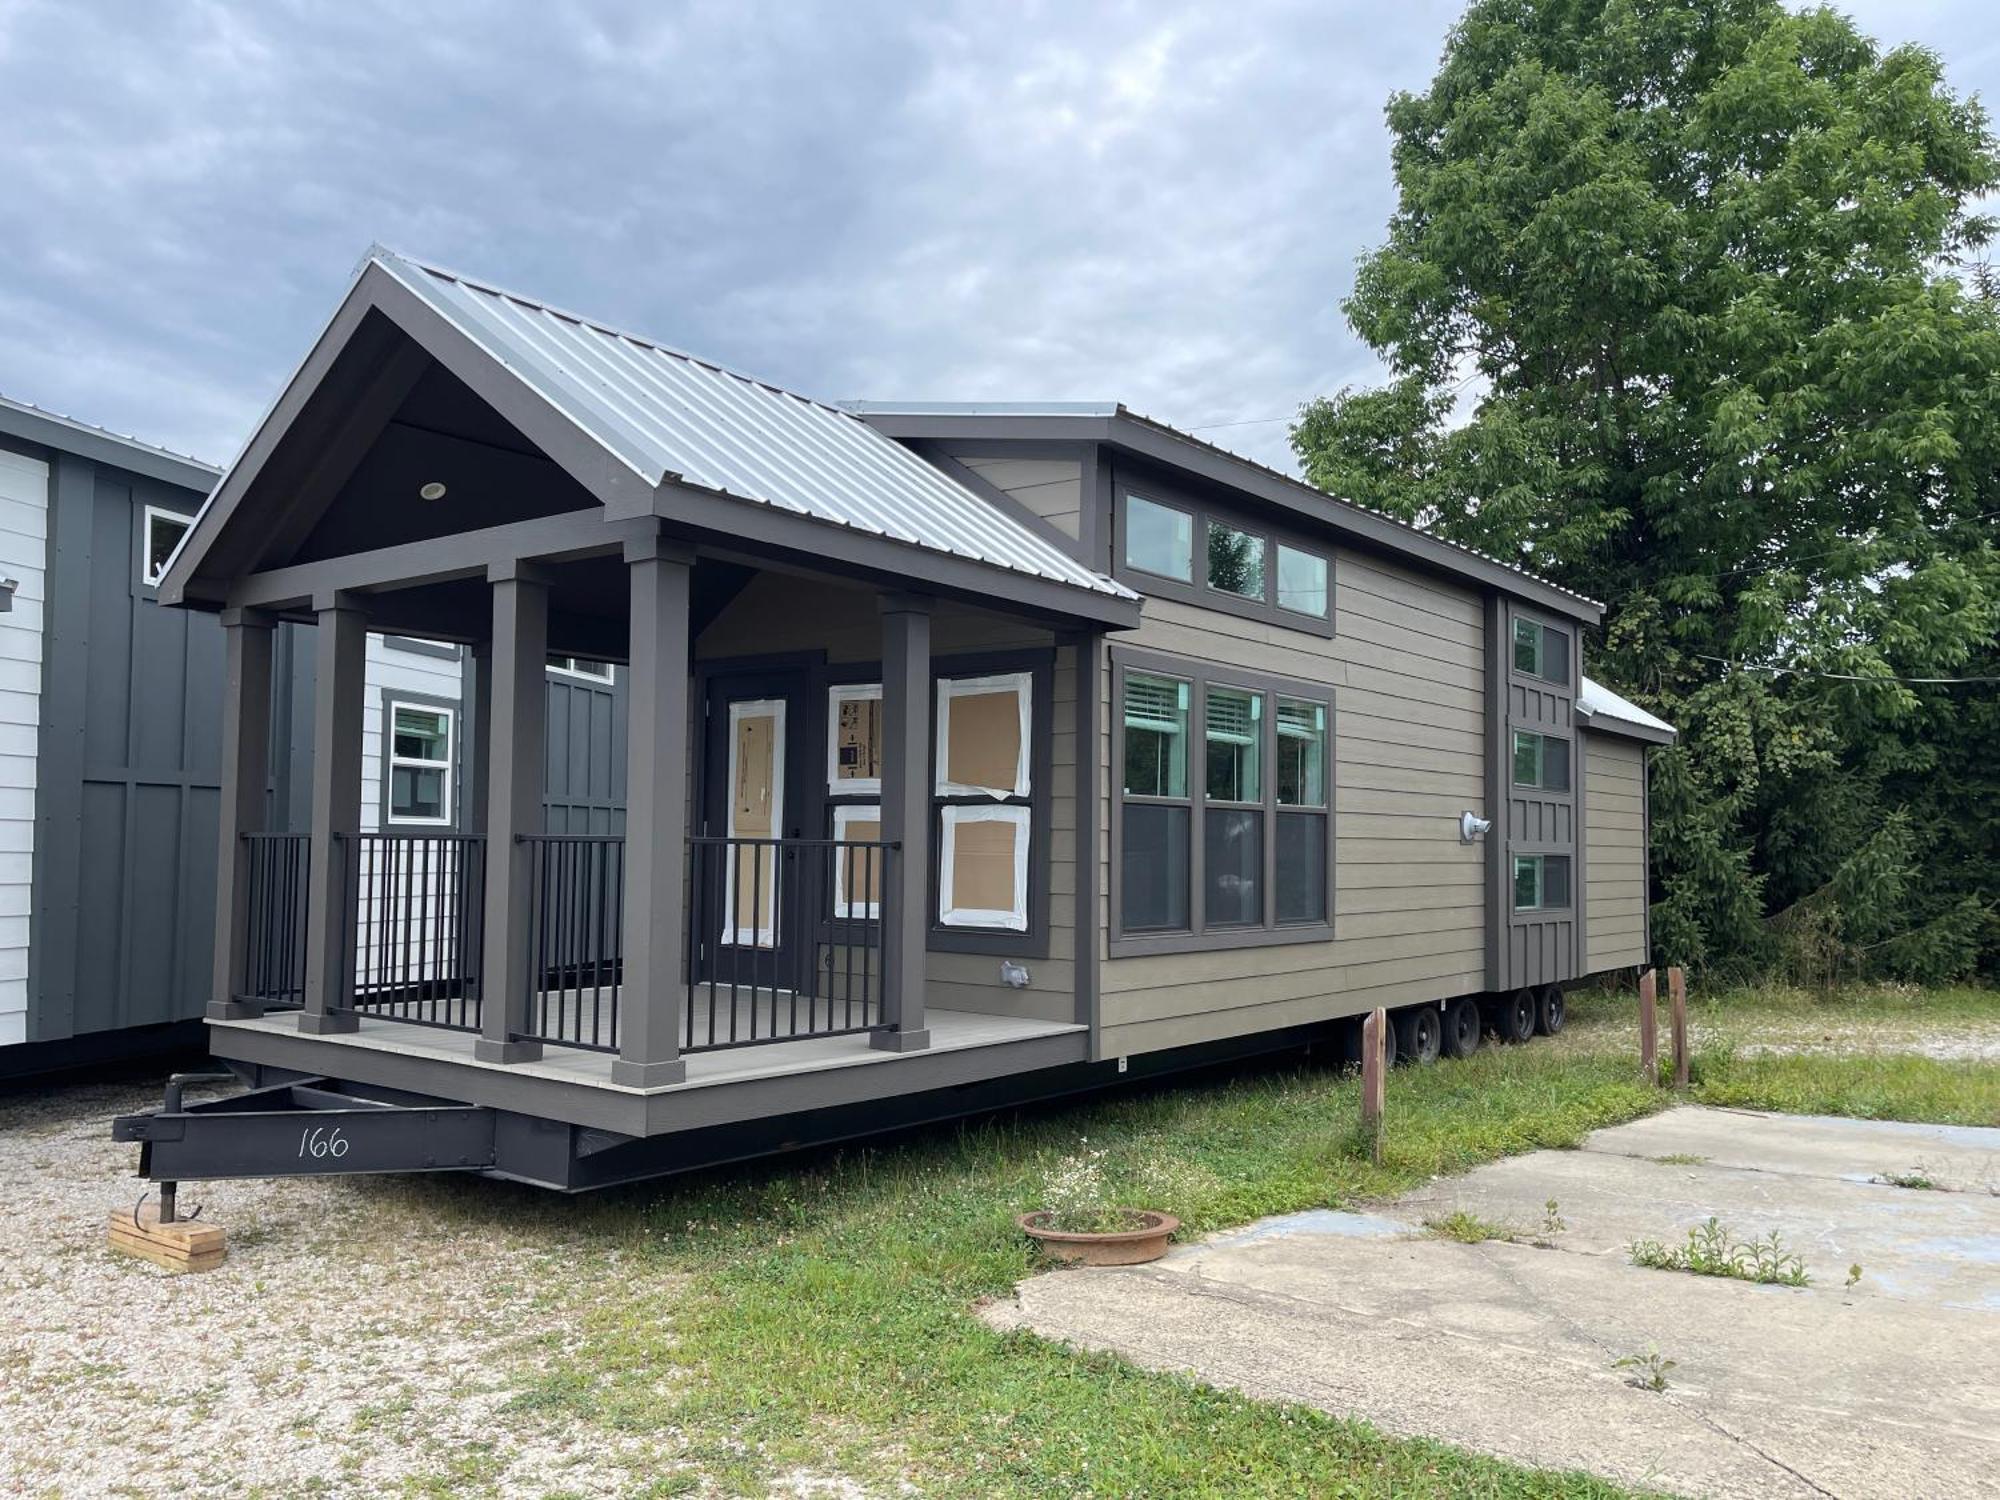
[0,450,47,1046]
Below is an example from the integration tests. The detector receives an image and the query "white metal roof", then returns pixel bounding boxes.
[1578,676,1677,739]
[0,390,221,481]
[368,250,1135,602]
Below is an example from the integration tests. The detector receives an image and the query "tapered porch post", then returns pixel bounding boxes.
[298,592,366,1034]
[874,594,932,1052]
[613,533,693,1086]
[476,563,550,1063]
[209,607,276,1020]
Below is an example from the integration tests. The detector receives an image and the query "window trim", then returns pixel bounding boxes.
[381,693,457,830]
[920,649,1049,956]
[1510,729,1572,793]
[547,655,615,683]
[1112,485,1336,637]
[830,801,884,921]
[1512,852,1573,913]
[1509,613,1572,688]
[140,505,193,589]
[826,682,884,796]
[935,670,1032,798]
[938,804,1031,931]
[1110,646,1335,956]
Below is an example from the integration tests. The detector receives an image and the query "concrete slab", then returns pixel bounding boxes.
[987,1107,2000,1499]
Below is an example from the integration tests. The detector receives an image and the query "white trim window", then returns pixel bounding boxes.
[547,655,615,682]
[387,701,454,825]
[830,802,884,921]
[826,682,883,795]
[722,697,786,947]
[141,506,193,587]
[934,671,1031,798]
[939,804,1030,931]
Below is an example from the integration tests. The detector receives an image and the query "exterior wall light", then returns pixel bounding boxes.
[1460,811,1493,843]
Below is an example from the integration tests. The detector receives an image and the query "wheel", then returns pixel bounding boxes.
[1536,984,1566,1036]
[1495,988,1537,1044]
[1442,996,1483,1059]
[1393,1005,1442,1066]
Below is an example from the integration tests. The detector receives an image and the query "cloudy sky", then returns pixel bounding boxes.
[1,1,1994,475]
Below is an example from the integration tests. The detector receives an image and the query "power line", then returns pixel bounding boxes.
[1698,654,2000,685]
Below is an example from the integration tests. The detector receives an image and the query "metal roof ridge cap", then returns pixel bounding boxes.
[369,245,859,421]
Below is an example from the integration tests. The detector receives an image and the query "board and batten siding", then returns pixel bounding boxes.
[1100,549,1488,1057]
[0,450,47,1045]
[949,453,1084,540]
[1584,732,1648,972]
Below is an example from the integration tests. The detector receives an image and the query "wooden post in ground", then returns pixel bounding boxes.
[1360,1007,1388,1163]
[1669,965,1690,1089]
[1638,968,1658,1085]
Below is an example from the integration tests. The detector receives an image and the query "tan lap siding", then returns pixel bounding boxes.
[1584,733,1648,972]
[1101,551,1487,1057]
[952,454,1084,540]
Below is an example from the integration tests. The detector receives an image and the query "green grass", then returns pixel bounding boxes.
[1425,1209,1524,1244]
[457,983,1995,1496]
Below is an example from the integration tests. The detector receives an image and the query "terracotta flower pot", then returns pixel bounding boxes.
[1018,1209,1180,1266]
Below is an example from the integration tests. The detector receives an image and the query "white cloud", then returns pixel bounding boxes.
[0,0,1991,475]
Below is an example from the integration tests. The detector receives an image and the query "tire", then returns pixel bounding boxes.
[1442,996,1482,1059]
[1495,988,1537,1044]
[1536,984,1566,1036]
[1394,1005,1442,1066]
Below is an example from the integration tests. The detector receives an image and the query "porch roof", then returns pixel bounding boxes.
[159,247,1136,618]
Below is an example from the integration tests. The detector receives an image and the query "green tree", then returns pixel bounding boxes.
[1295,0,2000,979]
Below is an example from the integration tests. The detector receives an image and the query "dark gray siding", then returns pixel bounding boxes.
[1498,604,1578,989]
[31,453,224,1042]
[544,669,627,835]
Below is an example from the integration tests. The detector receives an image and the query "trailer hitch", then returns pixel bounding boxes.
[112,1076,498,1183]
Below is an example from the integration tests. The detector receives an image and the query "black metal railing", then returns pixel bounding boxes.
[241,832,310,1009]
[518,834,626,1053]
[341,832,486,1031]
[685,835,894,1053]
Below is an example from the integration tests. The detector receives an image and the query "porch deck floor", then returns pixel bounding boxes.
[214,1001,1082,1096]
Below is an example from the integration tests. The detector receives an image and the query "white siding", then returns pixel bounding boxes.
[0,450,46,1046]
[361,637,464,832]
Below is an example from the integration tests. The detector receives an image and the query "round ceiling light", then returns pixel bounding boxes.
[419,481,448,501]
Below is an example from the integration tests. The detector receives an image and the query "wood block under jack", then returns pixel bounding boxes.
[106,1205,226,1273]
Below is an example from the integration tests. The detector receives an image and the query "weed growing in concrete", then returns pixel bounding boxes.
[1873,1165,1939,1190]
[1424,1210,1519,1244]
[1613,1350,1676,1393]
[1541,1198,1567,1237]
[1846,1263,1863,1288]
[1649,1153,1707,1166]
[1629,1217,1810,1286]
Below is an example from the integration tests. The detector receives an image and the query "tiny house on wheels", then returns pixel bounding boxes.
[113,247,1673,1191]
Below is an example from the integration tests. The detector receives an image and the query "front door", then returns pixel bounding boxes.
[696,666,813,993]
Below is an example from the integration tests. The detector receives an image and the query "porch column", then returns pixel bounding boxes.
[208,607,276,1020]
[873,593,932,1052]
[613,533,694,1086]
[298,592,367,1034]
[475,563,550,1064]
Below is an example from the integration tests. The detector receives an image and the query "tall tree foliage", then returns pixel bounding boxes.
[1295,0,2000,980]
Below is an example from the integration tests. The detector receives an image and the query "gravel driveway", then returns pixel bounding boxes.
[0,1078,673,1498]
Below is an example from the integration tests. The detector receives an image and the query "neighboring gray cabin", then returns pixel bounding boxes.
[123,247,1673,1190]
